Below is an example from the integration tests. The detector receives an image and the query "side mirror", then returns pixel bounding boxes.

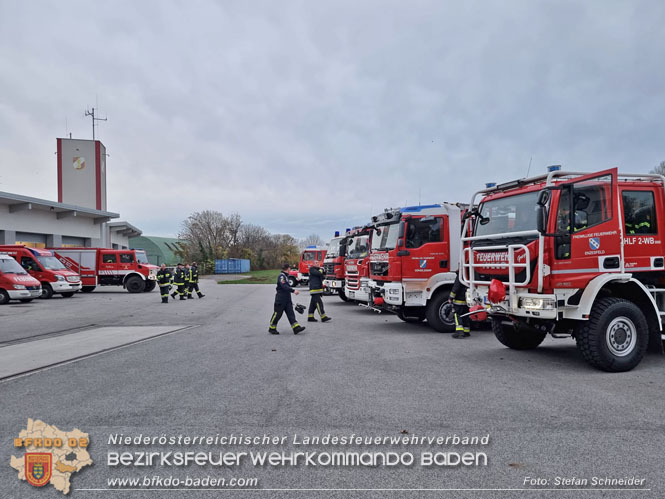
[397,238,404,248]
[537,189,550,206]
[479,216,490,225]
[537,205,548,234]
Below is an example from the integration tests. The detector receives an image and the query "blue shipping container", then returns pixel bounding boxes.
[214,258,251,274]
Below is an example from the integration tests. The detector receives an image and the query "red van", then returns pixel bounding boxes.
[0,253,42,304]
[0,245,82,299]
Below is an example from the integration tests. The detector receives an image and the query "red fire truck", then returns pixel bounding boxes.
[287,246,327,287]
[461,166,665,372]
[51,248,159,293]
[367,204,462,332]
[341,227,372,303]
[323,231,352,301]
[0,245,82,299]
[0,253,42,304]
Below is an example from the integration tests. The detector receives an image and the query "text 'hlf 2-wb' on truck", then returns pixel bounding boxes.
[462,166,665,372]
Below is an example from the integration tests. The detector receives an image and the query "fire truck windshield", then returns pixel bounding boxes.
[0,257,28,275]
[36,256,67,270]
[371,223,399,251]
[475,191,540,237]
[135,251,149,264]
[325,238,344,258]
[347,236,369,258]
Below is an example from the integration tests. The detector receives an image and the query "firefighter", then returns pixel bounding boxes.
[187,261,205,299]
[449,273,470,338]
[156,264,173,303]
[170,263,187,300]
[269,263,306,335]
[183,263,191,296]
[307,263,331,322]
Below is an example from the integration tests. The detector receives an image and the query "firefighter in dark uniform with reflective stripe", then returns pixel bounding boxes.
[307,264,331,322]
[187,262,205,299]
[171,263,187,300]
[156,264,173,304]
[449,273,470,338]
[269,263,306,334]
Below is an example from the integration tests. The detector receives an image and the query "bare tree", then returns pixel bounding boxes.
[650,160,665,176]
[300,233,324,248]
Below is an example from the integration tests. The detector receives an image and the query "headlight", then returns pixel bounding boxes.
[13,284,26,290]
[56,275,65,281]
[389,288,400,295]
[519,297,556,310]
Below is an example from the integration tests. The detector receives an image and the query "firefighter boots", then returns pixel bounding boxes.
[308,316,318,322]
[268,328,279,335]
[321,316,332,322]
[293,325,306,334]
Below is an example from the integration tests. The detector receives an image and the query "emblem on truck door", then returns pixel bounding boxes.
[419,260,427,269]
[589,237,600,250]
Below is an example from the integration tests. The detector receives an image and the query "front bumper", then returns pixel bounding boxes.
[324,278,344,289]
[8,288,42,299]
[52,281,82,293]
[467,285,558,320]
[368,280,403,306]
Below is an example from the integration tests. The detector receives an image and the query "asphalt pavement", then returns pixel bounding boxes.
[1,278,664,498]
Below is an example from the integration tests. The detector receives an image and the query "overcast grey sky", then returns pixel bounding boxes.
[1,0,664,239]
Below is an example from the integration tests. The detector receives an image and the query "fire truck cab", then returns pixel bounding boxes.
[322,235,347,300]
[288,246,327,287]
[343,227,372,303]
[367,204,461,332]
[462,166,665,372]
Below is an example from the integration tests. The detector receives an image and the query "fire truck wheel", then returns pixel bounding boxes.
[288,276,298,288]
[81,286,96,293]
[61,292,75,298]
[0,289,8,305]
[40,283,54,299]
[125,275,146,293]
[575,297,648,372]
[425,291,456,333]
[491,319,547,349]
[144,281,156,292]
[338,289,350,302]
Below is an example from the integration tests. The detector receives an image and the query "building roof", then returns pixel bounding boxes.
[108,221,142,238]
[0,190,119,223]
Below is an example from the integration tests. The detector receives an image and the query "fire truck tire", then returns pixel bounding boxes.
[575,297,648,372]
[491,319,546,349]
[425,291,456,332]
[125,275,146,293]
[81,286,96,293]
[144,281,156,292]
[288,276,298,288]
[338,288,350,302]
[40,283,54,300]
[0,290,8,305]
[61,292,75,298]
[397,309,426,323]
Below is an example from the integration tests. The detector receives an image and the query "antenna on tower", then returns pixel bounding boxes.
[84,107,107,140]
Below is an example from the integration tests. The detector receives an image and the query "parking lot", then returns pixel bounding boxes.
[2,278,664,498]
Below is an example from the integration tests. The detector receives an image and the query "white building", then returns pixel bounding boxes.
[0,138,142,249]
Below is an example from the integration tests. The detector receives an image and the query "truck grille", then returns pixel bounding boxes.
[346,278,360,290]
[26,285,41,291]
[370,262,389,276]
[324,263,338,275]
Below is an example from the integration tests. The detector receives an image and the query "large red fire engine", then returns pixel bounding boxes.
[343,227,372,303]
[51,247,159,293]
[287,246,327,287]
[0,245,81,299]
[461,166,665,372]
[322,232,347,299]
[367,204,462,332]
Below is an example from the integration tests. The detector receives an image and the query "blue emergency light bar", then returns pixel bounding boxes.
[547,165,562,172]
[485,182,496,188]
